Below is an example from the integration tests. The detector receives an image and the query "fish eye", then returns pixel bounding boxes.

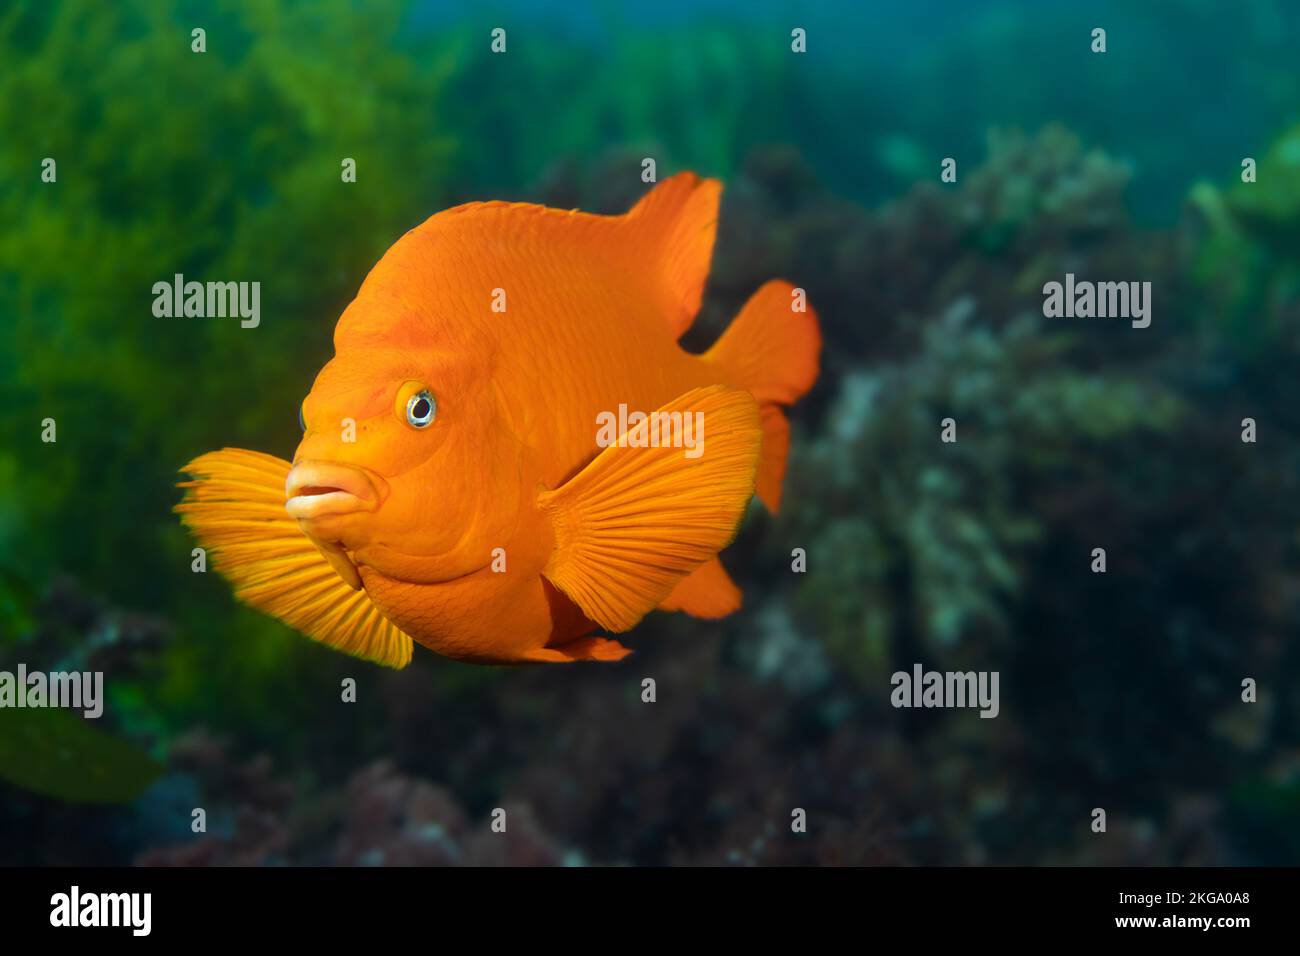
[395,380,438,430]
[404,389,436,429]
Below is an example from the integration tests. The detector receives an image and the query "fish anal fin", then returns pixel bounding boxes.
[538,385,761,633]
[626,172,722,339]
[658,556,742,619]
[756,404,791,514]
[176,448,413,669]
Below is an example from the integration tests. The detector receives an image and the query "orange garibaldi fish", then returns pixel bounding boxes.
[177,173,820,667]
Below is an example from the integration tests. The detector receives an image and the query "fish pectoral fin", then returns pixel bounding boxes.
[538,385,762,633]
[176,447,413,669]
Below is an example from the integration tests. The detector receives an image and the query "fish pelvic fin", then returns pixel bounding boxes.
[706,279,821,513]
[626,172,722,340]
[538,385,761,633]
[522,636,633,664]
[175,447,413,669]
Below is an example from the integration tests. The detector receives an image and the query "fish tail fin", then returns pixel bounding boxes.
[175,448,413,669]
[626,172,722,339]
[706,279,821,513]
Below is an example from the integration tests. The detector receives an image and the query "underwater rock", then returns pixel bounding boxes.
[136,733,293,866]
[335,761,470,867]
[735,601,832,696]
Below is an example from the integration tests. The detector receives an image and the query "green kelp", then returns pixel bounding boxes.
[443,21,802,199]
[0,0,458,743]
[0,708,161,804]
[0,568,37,642]
[0,0,456,593]
[1185,121,1300,361]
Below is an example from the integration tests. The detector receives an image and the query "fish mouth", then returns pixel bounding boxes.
[285,460,386,519]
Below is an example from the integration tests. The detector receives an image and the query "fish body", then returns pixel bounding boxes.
[178,174,820,666]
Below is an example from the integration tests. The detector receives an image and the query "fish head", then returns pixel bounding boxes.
[286,325,523,588]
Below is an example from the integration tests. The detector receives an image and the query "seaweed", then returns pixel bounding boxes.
[0,708,161,804]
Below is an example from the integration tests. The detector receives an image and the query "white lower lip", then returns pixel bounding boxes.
[284,460,382,519]
[285,490,367,519]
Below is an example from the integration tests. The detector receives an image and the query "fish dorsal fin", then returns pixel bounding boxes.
[176,448,413,668]
[537,385,761,633]
[625,172,722,339]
